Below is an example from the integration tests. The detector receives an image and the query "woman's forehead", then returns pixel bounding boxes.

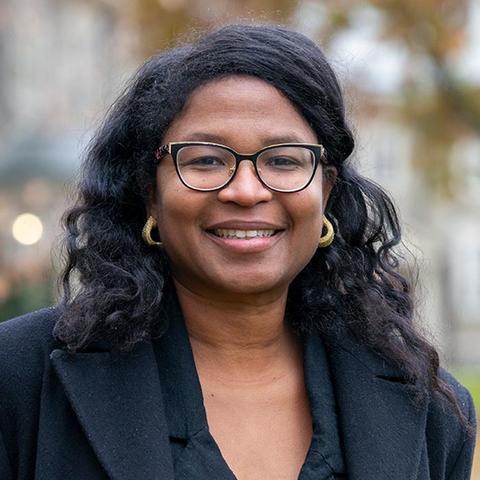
[162,75,317,145]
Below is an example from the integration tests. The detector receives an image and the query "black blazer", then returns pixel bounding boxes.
[0,306,476,480]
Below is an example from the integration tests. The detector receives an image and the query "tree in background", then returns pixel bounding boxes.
[123,0,299,56]
[336,0,480,198]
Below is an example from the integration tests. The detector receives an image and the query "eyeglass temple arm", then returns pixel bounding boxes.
[154,144,170,163]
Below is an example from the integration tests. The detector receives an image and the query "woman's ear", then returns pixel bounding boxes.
[322,166,337,209]
[146,184,157,218]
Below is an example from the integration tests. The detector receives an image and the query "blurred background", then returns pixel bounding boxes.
[0,0,479,465]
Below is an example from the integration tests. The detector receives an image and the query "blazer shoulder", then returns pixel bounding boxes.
[0,306,60,353]
[426,368,476,478]
[0,307,61,395]
[439,368,475,411]
[435,368,476,427]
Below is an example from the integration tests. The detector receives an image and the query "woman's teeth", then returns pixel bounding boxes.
[213,229,276,239]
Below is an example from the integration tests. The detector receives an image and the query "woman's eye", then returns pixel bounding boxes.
[186,156,226,167]
[266,156,301,168]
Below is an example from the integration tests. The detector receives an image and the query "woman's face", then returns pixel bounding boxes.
[151,75,334,301]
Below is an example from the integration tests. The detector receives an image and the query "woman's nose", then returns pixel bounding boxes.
[216,160,273,206]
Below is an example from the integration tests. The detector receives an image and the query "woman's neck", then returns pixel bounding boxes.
[173,279,299,384]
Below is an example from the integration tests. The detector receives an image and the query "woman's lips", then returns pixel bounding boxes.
[211,228,277,239]
[204,229,285,253]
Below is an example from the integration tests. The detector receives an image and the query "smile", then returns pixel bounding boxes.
[212,229,277,239]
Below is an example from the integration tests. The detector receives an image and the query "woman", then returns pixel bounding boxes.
[0,24,476,480]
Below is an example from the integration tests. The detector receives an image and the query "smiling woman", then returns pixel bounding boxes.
[0,24,476,480]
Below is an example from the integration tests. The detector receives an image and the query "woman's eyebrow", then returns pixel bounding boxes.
[259,134,310,144]
[186,132,226,143]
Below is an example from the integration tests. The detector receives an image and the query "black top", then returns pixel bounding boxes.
[153,294,347,479]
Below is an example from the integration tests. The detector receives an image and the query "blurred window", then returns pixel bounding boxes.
[449,224,480,323]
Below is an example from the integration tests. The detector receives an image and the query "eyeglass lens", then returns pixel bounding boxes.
[175,145,316,191]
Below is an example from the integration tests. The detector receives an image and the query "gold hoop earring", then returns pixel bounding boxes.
[319,216,334,248]
[142,216,162,247]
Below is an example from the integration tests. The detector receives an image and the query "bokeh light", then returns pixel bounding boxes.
[11,213,44,245]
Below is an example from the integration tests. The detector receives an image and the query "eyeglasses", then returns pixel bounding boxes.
[155,141,326,193]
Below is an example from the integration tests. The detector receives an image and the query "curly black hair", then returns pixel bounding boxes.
[55,23,469,428]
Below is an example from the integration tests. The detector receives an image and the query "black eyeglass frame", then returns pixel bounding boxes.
[155,141,327,193]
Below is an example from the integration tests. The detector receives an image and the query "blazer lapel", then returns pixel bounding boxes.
[50,341,174,480]
[326,334,428,480]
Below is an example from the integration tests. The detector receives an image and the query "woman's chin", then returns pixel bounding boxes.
[176,270,289,301]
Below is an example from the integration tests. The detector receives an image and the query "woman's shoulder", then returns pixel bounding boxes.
[0,306,60,351]
[437,368,475,411]
[425,367,476,478]
[0,307,61,394]
[432,368,476,427]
